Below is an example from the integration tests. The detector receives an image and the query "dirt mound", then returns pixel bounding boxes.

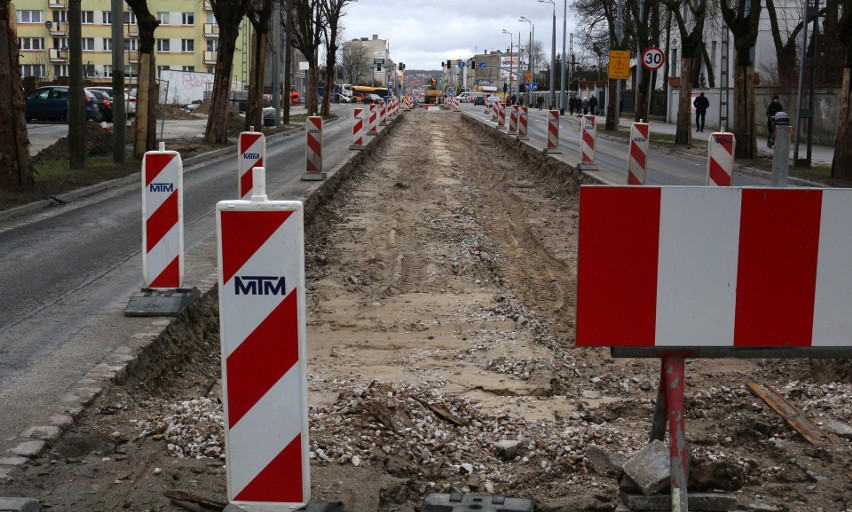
[159,103,199,120]
[32,122,114,163]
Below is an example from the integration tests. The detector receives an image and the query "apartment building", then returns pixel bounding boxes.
[13,0,250,86]
[346,34,394,88]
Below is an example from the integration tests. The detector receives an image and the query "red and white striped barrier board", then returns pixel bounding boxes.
[367,104,378,135]
[405,96,412,110]
[491,102,498,122]
[216,188,310,508]
[453,98,460,111]
[517,106,529,140]
[349,108,364,150]
[508,105,518,134]
[485,101,491,116]
[706,131,735,186]
[238,130,265,199]
[546,110,561,154]
[497,102,506,129]
[580,115,596,162]
[142,142,183,289]
[577,186,852,348]
[304,116,323,177]
[379,100,387,126]
[627,122,650,184]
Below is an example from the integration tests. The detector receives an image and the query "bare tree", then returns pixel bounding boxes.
[204,0,252,144]
[290,0,325,115]
[341,40,371,85]
[765,0,808,85]
[663,0,708,145]
[0,0,34,190]
[319,0,352,116]
[245,0,273,131]
[720,0,762,158]
[68,0,85,169]
[831,0,851,178]
[125,0,160,158]
[627,0,661,122]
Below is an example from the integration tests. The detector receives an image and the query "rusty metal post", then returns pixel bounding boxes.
[664,356,688,512]
[649,362,667,441]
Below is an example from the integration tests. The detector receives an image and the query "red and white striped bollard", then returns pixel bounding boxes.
[350,107,365,150]
[706,131,735,186]
[142,142,183,289]
[508,105,518,134]
[517,106,529,140]
[302,116,325,181]
[580,114,596,162]
[367,104,378,136]
[216,169,310,509]
[238,128,265,199]
[627,121,650,184]
[545,110,561,154]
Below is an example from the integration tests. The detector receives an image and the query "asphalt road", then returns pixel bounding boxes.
[0,107,355,457]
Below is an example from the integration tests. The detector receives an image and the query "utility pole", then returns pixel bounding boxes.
[283,0,291,124]
[560,0,567,114]
[68,0,84,169]
[111,0,125,163]
[272,0,280,125]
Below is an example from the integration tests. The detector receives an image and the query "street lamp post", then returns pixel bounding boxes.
[519,16,533,106]
[559,0,567,114]
[502,29,513,97]
[539,0,556,109]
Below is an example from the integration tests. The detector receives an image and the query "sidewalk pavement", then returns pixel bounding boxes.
[612,115,835,166]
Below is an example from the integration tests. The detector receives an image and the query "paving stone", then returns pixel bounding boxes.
[0,497,41,511]
[9,441,45,458]
[586,446,627,476]
[494,440,521,461]
[820,418,852,439]
[21,426,61,441]
[0,457,28,466]
[620,491,737,511]
[622,439,670,496]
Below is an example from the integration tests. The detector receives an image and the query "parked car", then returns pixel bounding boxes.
[473,96,486,106]
[88,89,113,122]
[485,95,503,108]
[362,93,383,104]
[87,86,136,118]
[455,92,472,103]
[24,86,102,122]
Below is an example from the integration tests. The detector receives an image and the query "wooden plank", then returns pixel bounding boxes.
[746,381,831,446]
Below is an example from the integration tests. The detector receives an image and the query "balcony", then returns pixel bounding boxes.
[48,0,67,8]
[203,51,217,65]
[125,24,138,37]
[127,52,139,64]
[203,23,219,38]
[203,1,213,10]
[48,48,68,63]
[48,23,67,36]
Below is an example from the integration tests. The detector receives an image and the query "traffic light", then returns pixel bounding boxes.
[447,60,452,69]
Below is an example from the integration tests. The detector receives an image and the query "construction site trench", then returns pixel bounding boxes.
[1,109,850,512]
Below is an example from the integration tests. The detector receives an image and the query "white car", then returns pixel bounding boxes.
[455,92,472,103]
[87,86,136,118]
[485,95,503,108]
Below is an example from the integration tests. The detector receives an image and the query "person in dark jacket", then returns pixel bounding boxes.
[693,92,710,132]
[766,95,783,139]
[587,95,598,116]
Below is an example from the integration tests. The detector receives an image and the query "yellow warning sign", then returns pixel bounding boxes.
[524,70,532,82]
[608,50,631,80]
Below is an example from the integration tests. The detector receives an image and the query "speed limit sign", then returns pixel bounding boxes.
[642,47,665,71]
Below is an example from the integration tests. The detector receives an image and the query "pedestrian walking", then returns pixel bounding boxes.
[693,92,710,132]
[581,97,588,115]
[587,95,598,116]
[536,96,544,110]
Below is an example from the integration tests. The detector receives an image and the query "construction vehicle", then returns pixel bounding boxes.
[424,78,441,105]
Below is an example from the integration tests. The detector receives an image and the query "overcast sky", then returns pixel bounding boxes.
[338,0,578,70]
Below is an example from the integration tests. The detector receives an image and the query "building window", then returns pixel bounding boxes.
[21,64,45,78]
[81,11,94,24]
[81,38,95,51]
[158,12,169,25]
[182,66,195,72]
[103,38,112,51]
[123,12,137,24]
[126,65,138,78]
[157,39,170,52]
[83,64,95,77]
[16,10,43,23]
[157,65,171,77]
[124,39,139,52]
[181,39,194,52]
[19,38,45,51]
[54,64,69,77]
[53,10,68,23]
[206,39,218,52]
[206,13,216,23]
[103,65,112,78]
[102,11,111,23]
[181,12,194,25]
[53,37,68,50]
[207,67,214,74]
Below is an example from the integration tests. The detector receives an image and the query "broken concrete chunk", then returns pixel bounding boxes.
[494,440,522,461]
[585,446,627,476]
[622,439,671,496]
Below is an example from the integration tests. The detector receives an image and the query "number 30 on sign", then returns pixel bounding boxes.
[642,47,665,71]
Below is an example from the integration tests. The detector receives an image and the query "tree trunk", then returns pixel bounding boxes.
[0,1,34,190]
[68,0,85,169]
[675,57,694,145]
[125,1,159,158]
[245,28,268,131]
[605,78,617,130]
[205,27,240,144]
[306,58,319,115]
[321,63,332,116]
[134,54,151,159]
[831,67,851,178]
[733,60,757,159]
